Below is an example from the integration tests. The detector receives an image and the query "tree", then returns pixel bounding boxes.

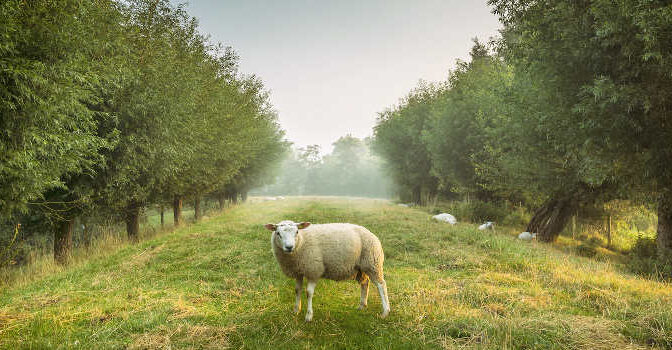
[489,0,672,253]
[373,83,442,204]
[0,0,129,263]
[0,0,119,217]
[424,39,513,202]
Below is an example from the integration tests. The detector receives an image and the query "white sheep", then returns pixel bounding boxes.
[432,213,457,225]
[398,203,410,207]
[518,232,537,241]
[264,220,390,322]
[478,222,495,231]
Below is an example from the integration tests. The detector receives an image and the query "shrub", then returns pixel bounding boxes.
[576,243,597,257]
[631,236,658,259]
[502,206,531,227]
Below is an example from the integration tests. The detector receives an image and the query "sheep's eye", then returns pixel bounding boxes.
[275,231,280,236]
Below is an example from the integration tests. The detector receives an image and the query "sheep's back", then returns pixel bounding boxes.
[301,224,368,280]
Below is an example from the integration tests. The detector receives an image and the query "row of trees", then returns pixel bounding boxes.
[373,0,672,263]
[255,135,391,198]
[0,0,286,263]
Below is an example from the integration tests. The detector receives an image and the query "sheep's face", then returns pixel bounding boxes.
[265,220,311,253]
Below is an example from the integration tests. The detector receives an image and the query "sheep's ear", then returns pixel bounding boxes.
[297,222,311,229]
[264,224,277,231]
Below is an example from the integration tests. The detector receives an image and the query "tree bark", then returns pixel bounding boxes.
[526,197,575,242]
[160,205,164,227]
[126,201,140,241]
[194,196,201,221]
[241,191,248,203]
[218,194,225,210]
[412,186,421,205]
[656,191,672,263]
[607,215,612,248]
[82,217,90,248]
[173,195,182,226]
[54,219,73,265]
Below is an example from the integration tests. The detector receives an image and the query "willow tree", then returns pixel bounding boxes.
[211,75,287,208]
[423,40,516,203]
[0,0,127,262]
[489,0,672,253]
[96,0,210,237]
[373,83,442,204]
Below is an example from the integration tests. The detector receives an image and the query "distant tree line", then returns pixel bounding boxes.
[373,0,672,264]
[0,0,287,264]
[255,135,392,198]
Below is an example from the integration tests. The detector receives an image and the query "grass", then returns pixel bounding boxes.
[1,197,671,349]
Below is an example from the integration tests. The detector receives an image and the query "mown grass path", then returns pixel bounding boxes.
[1,197,671,349]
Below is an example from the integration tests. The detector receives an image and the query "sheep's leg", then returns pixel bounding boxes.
[373,278,390,318]
[305,280,317,322]
[294,277,303,314]
[358,279,369,310]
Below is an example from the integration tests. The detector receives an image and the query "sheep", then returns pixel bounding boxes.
[478,222,495,231]
[518,232,537,241]
[264,220,390,322]
[432,213,457,225]
[398,203,410,207]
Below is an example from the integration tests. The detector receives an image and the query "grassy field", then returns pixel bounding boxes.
[1,197,671,349]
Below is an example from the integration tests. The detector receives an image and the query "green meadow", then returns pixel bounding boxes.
[1,197,671,349]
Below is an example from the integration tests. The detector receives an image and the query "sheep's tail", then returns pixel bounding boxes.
[355,270,369,284]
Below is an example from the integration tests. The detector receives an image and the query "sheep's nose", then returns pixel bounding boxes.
[284,245,294,252]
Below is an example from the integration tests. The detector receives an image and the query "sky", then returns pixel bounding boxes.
[172,0,501,153]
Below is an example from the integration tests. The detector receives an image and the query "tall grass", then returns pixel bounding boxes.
[1,197,671,349]
[0,207,201,289]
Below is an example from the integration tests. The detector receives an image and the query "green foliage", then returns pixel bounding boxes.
[575,242,598,258]
[488,0,672,257]
[372,83,442,204]
[425,40,513,200]
[0,0,286,259]
[631,236,658,260]
[0,0,120,216]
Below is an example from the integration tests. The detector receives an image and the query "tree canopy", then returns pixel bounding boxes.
[0,0,287,263]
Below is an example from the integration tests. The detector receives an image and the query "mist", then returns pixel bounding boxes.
[252,135,393,198]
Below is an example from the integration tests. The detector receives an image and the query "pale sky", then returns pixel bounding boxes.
[173,0,501,153]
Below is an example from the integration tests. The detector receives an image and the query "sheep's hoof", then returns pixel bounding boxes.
[305,312,313,322]
[293,305,301,314]
[358,304,367,310]
[380,309,390,318]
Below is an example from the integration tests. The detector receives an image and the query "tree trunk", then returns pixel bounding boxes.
[194,196,201,221]
[526,197,575,242]
[218,194,225,210]
[412,186,421,205]
[82,217,90,248]
[656,191,672,263]
[160,206,164,227]
[126,201,140,241]
[241,191,248,202]
[173,195,182,226]
[54,219,73,265]
[607,215,612,248]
